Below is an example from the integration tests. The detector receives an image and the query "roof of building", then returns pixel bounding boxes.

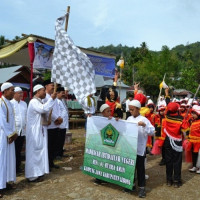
[95,75,129,88]
[173,89,193,96]
[0,66,22,83]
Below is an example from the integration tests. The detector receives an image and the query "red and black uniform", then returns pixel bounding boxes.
[151,112,166,164]
[105,89,123,118]
[145,111,156,148]
[159,102,188,186]
[186,119,200,168]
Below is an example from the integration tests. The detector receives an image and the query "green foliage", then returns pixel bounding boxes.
[0,35,6,46]
[43,70,51,80]
[90,41,200,97]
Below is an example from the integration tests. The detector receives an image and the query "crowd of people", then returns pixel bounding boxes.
[0,81,69,198]
[0,80,200,198]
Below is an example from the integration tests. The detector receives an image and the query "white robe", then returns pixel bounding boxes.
[127,115,155,156]
[25,97,55,179]
[10,99,27,136]
[0,96,16,185]
[57,99,69,129]
[0,107,7,189]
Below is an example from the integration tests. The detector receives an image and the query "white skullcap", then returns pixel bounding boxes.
[33,84,44,93]
[14,87,22,92]
[180,103,186,107]
[147,99,154,105]
[129,100,141,108]
[192,105,200,115]
[1,82,13,92]
[100,104,110,113]
[64,87,69,91]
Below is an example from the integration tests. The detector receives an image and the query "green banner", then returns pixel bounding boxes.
[83,116,138,190]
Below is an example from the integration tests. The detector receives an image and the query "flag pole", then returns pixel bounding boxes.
[54,6,70,93]
[156,73,166,109]
[119,54,124,102]
[185,84,200,119]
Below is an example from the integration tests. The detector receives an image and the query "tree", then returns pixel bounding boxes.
[0,35,5,46]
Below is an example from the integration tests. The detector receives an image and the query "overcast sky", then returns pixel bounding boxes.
[1,0,200,51]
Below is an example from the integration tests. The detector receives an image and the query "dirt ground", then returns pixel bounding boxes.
[2,128,200,200]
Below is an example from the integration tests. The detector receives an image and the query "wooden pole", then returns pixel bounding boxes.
[156,73,166,109]
[65,6,70,32]
[54,6,70,93]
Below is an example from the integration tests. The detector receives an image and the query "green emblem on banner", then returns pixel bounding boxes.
[101,123,119,147]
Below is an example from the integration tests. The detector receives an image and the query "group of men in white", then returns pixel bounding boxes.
[0,80,69,197]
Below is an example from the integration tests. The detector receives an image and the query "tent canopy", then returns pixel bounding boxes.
[0,34,116,67]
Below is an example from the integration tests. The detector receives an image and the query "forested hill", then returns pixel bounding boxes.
[89,42,200,64]
[89,42,200,96]
[171,42,200,65]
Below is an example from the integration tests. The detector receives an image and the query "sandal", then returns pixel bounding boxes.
[6,183,16,190]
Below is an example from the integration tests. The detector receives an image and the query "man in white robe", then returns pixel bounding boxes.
[11,87,27,174]
[25,84,57,182]
[43,80,62,169]
[0,82,17,197]
[127,100,155,198]
[0,103,7,198]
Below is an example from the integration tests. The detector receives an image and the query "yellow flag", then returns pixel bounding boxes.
[117,59,124,69]
[159,81,168,89]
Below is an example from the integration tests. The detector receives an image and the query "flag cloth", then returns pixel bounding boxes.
[51,15,96,103]
[159,80,168,89]
[117,59,124,69]
[83,116,138,190]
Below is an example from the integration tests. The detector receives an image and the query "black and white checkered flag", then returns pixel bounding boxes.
[51,15,96,104]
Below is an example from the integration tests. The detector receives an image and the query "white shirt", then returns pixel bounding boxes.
[127,115,155,156]
[57,98,69,129]
[83,97,96,115]
[10,99,27,136]
[43,93,61,129]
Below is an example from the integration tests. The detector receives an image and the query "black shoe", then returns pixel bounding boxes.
[16,168,23,174]
[166,180,173,186]
[52,164,60,169]
[174,181,182,188]
[6,183,16,190]
[61,154,68,158]
[138,188,146,198]
[55,156,62,160]
[123,185,136,193]
[94,179,102,185]
[50,164,60,169]
[159,159,166,166]
[28,176,44,183]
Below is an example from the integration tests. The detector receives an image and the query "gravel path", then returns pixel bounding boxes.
[2,129,200,200]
